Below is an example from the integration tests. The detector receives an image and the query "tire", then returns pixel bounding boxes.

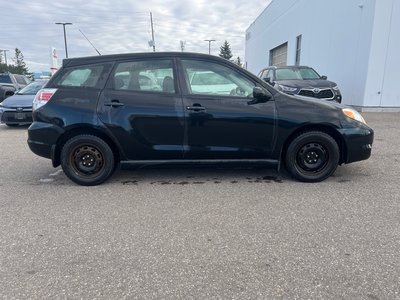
[285,131,339,182]
[6,124,19,127]
[61,135,115,186]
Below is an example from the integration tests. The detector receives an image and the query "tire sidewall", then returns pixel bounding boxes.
[286,132,339,182]
[61,135,115,186]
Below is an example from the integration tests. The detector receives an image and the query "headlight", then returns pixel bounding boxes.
[342,108,366,124]
[332,85,340,91]
[278,85,297,92]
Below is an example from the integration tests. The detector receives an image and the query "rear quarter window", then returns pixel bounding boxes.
[54,63,111,88]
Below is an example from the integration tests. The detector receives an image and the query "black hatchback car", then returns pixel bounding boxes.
[28,52,373,186]
[258,66,342,103]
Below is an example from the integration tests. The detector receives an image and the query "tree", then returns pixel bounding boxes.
[0,51,5,72]
[235,56,242,67]
[219,40,233,60]
[0,48,31,77]
[13,48,29,75]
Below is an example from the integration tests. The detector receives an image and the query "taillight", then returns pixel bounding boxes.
[33,88,57,111]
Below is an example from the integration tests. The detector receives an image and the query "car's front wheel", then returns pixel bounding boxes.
[61,135,115,186]
[285,131,339,182]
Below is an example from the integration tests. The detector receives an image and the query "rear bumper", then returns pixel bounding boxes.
[339,125,374,164]
[27,122,64,160]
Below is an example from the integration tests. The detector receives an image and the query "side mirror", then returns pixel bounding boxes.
[263,77,271,83]
[248,87,272,105]
[5,91,14,98]
[321,75,327,80]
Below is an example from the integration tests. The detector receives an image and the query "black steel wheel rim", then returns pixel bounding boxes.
[296,142,328,173]
[70,144,105,178]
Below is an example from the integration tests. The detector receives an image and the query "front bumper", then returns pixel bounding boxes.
[27,122,64,160]
[0,107,32,124]
[339,124,374,164]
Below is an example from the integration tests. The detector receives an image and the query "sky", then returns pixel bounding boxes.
[0,0,271,72]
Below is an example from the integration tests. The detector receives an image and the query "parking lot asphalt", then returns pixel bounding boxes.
[0,112,399,299]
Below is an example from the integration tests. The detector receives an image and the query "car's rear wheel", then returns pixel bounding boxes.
[61,135,115,186]
[285,131,339,182]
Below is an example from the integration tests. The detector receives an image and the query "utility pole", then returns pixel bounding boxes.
[0,49,9,65]
[55,22,72,58]
[150,12,155,52]
[204,39,216,55]
[180,40,186,52]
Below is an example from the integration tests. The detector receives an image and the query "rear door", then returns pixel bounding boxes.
[178,58,276,159]
[97,58,185,160]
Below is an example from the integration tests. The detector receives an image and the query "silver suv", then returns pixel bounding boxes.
[0,73,31,103]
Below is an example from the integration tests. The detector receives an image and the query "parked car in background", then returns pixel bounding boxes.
[258,66,342,103]
[0,79,48,127]
[28,52,372,186]
[0,73,31,103]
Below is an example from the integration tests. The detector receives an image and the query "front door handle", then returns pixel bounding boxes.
[104,100,125,108]
[186,105,205,112]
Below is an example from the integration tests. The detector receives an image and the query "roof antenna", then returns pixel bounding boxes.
[78,29,101,55]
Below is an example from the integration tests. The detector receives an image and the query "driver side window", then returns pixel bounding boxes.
[182,60,255,97]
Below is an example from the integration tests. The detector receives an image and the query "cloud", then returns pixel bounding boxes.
[1,0,270,71]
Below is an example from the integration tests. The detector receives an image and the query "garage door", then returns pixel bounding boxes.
[269,42,288,66]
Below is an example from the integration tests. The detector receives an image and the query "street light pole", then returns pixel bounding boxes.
[204,39,216,55]
[0,49,9,65]
[55,22,72,58]
[150,12,156,52]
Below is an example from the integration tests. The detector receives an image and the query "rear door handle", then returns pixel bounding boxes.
[104,100,125,108]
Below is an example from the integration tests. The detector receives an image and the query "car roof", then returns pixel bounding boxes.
[265,65,311,70]
[63,52,230,68]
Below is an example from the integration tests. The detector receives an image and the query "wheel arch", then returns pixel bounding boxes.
[280,124,347,165]
[52,125,121,167]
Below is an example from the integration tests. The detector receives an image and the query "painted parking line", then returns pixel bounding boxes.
[39,169,63,183]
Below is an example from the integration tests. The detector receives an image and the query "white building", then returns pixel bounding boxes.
[245,0,400,110]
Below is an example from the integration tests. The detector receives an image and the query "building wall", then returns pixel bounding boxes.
[245,0,377,106]
[364,0,400,107]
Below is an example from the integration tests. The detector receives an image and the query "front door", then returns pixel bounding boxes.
[178,59,276,159]
[97,58,185,160]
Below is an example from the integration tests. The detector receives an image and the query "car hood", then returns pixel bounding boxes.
[274,91,347,126]
[276,79,337,89]
[1,94,34,108]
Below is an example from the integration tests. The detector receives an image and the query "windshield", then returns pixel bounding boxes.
[275,68,320,80]
[17,81,47,95]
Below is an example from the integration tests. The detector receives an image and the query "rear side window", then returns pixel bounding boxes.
[112,60,175,94]
[55,64,108,88]
[0,75,12,84]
